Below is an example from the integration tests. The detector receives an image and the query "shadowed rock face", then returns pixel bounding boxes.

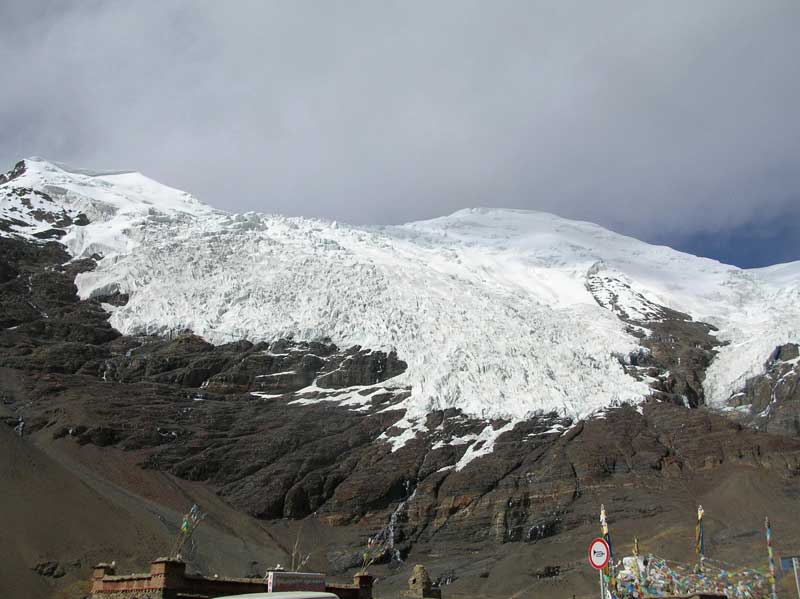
[587,270,721,408]
[0,159,26,185]
[4,232,800,599]
[0,183,90,237]
[725,343,800,435]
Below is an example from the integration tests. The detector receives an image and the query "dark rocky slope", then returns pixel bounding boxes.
[726,343,800,435]
[586,268,721,408]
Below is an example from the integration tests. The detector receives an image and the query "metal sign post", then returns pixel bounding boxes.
[599,568,606,599]
[794,557,800,599]
[589,538,610,599]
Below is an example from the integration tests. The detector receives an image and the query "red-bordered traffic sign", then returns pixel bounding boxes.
[589,538,610,570]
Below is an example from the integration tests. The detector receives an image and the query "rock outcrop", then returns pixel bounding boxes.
[725,343,800,435]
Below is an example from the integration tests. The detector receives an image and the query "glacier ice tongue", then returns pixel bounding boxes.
[3,159,799,431]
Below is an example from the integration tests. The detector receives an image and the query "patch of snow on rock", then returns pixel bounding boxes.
[455,421,517,471]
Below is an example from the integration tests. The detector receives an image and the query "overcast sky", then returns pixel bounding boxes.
[1,1,798,267]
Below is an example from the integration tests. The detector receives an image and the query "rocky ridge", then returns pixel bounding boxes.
[586,269,720,408]
[726,343,800,435]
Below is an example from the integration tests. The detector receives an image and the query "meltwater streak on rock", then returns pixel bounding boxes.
[387,481,417,563]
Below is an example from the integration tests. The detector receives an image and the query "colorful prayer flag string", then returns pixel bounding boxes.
[765,516,778,599]
[616,554,772,598]
[601,504,618,598]
[172,503,206,559]
[631,538,641,586]
[609,508,776,598]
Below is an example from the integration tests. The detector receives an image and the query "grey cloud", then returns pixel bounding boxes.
[1,0,799,254]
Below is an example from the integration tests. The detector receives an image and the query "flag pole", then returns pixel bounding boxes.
[600,504,615,598]
[695,505,705,571]
[766,516,778,599]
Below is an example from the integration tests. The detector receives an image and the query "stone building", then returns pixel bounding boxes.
[403,564,441,599]
[90,557,374,599]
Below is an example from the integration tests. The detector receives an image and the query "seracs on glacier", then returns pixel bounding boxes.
[3,158,799,432]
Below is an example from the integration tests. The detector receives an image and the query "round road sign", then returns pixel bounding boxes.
[589,538,610,570]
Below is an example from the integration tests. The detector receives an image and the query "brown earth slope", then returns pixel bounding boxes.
[0,423,312,598]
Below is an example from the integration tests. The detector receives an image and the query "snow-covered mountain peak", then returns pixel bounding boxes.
[1,157,215,258]
[12,157,212,217]
[2,159,799,430]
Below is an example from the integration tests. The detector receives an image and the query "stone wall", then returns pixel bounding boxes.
[90,558,373,599]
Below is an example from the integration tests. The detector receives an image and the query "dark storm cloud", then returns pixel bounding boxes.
[1,1,799,265]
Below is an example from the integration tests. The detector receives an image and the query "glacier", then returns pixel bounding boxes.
[2,157,799,426]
